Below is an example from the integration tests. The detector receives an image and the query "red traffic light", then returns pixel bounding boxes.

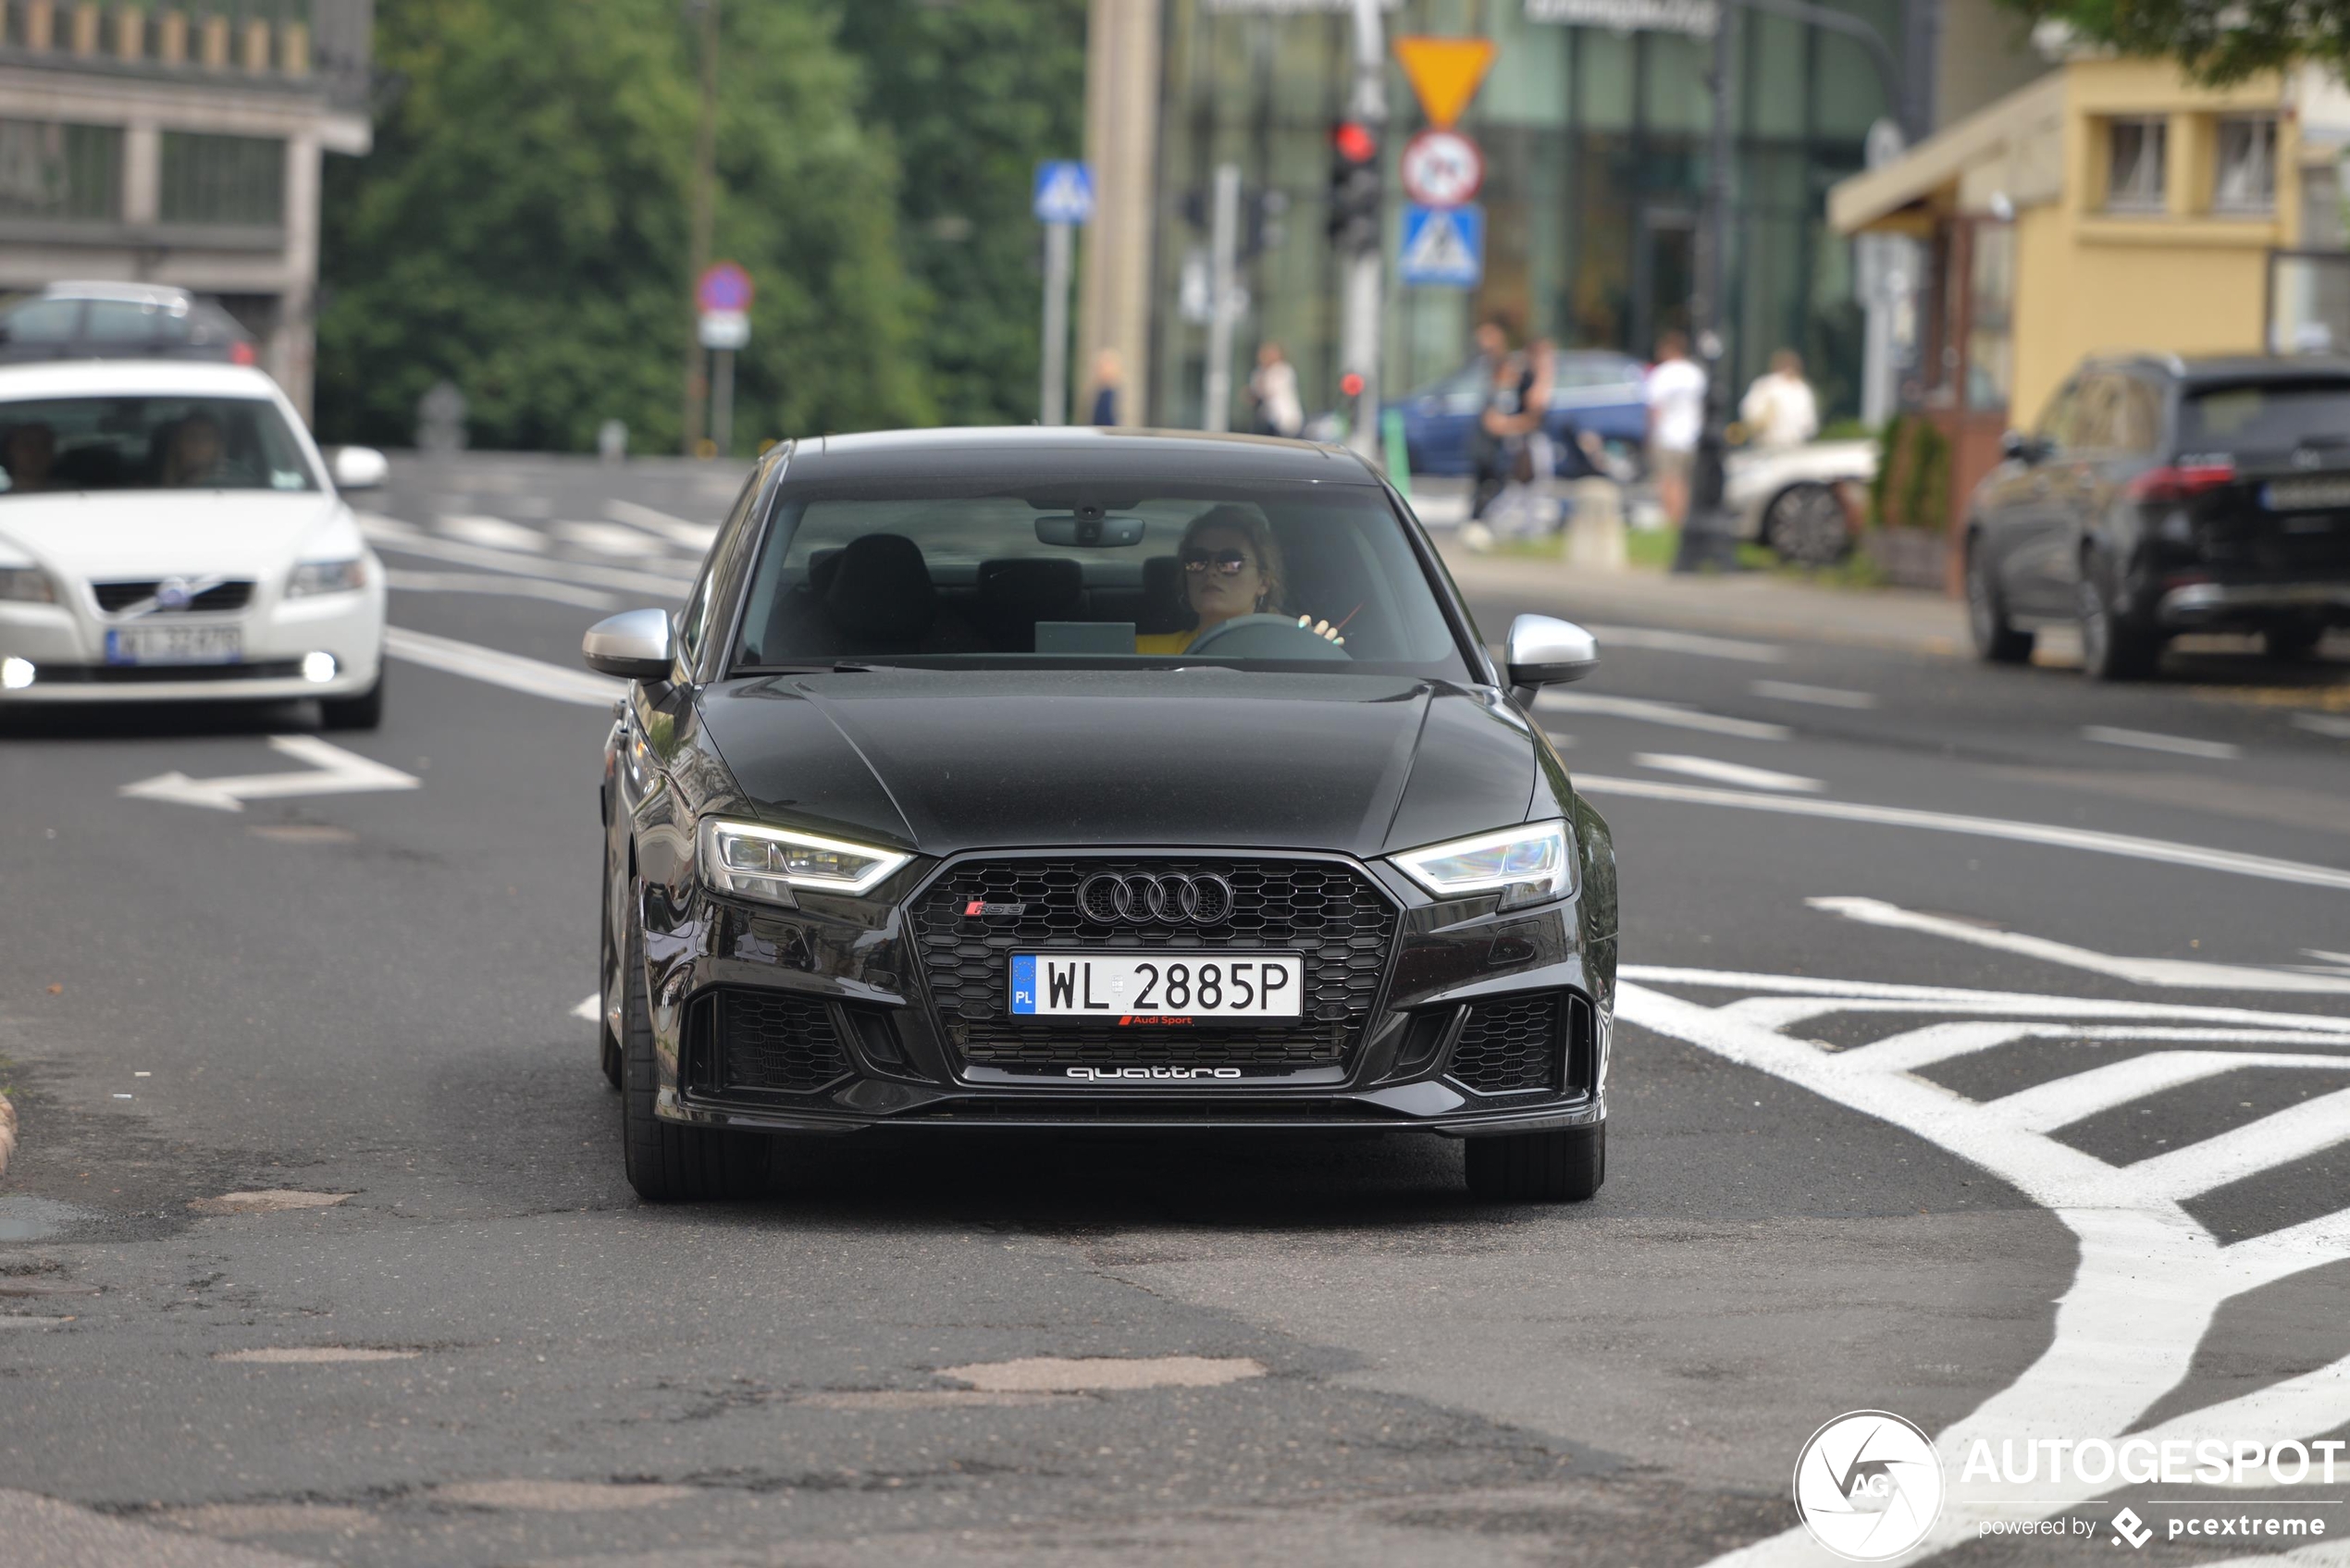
[1340,372,1365,398]
[1331,121,1377,165]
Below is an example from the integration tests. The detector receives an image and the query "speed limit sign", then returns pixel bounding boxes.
[1400,130,1484,208]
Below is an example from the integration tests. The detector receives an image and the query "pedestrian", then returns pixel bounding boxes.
[1645,330,1706,528]
[1480,337,1559,548]
[1087,349,1123,426]
[1464,317,1515,521]
[1247,341,1304,438]
[1739,348,1819,449]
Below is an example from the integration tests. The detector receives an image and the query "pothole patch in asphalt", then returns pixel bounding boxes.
[434,1479,698,1512]
[937,1355,1268,1392]
[215,1346,421,1364]
[189,1190,352,1216]
[800,1389,1078,1410]
[0,1315,76,1329]
[159,1502,380,1537]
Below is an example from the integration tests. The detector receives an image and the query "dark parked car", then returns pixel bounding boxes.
[1966,353,2350,678]
[0,282,257,367]
[1308,350,1650,475]
[582,427,1619,1204]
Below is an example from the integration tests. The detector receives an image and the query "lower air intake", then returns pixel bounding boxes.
[1449,992,1593,1096]
[686,989,852,1096]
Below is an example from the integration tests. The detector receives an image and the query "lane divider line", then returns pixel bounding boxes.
[1633,753,1823,794]
[383,569,620,611]
[2084,723,2243,760]
[1578,774,2350,893]
[1538,692,1793,741]
[384,627,621,710]
[1750,678,1878,710]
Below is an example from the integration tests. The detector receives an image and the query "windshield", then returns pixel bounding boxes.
[731,480,1473,679]
[2179,382,2350,459]
[0,395,316,497]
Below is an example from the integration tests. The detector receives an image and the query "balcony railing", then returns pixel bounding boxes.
[0,2,371,107]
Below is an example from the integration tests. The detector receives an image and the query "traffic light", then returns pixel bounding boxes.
[1327,120,1379,254]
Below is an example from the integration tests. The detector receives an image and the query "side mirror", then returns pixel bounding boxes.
[583,608,675,682]
[1999,430,2041,465]
[1505,613,1599,701]
[331,446,390,491]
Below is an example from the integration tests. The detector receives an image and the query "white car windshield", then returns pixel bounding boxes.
[0,395,316,497]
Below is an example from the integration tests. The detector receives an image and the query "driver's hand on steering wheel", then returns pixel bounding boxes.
[1297,615,1345,647]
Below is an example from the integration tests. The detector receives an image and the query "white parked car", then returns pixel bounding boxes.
[1724,437,1878,566]
[0,361,389,727]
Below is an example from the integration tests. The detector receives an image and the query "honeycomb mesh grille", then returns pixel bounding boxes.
[909,857,1398,1071]
[698,989,852,1095]
[1450,994,1565,1095]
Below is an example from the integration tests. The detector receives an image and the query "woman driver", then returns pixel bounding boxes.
[1135,506,1342,654]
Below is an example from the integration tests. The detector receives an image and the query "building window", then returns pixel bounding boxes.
[2106,117,2168,212]
[2214,117,2278,213]
[0,119,122,222]
[159,132,285,227]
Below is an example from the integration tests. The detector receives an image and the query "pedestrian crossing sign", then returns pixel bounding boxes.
[1033,160,1095,225]
[1399,203,1483,287]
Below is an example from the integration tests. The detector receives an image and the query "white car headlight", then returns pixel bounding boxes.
[698,818,911,906]
[288,559,366,598]
[0,566,55,603]
[1391,819,1577,910]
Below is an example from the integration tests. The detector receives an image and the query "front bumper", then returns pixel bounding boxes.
[0,580,385,704]
[2156,578,2350,628]
[636,848,1615,1138]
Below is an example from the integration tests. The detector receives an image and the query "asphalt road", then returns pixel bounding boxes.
[2,452,2346,1568]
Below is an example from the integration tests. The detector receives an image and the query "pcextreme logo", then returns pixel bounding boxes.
[1792,1411,1945,1562]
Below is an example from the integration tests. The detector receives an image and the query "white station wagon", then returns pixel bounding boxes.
[0,361,389,727]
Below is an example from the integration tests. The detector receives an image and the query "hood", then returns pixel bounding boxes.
[0,490,356,578]
[694,669,1544,859]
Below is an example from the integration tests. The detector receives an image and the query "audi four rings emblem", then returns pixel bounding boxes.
[1079,872,1236,925]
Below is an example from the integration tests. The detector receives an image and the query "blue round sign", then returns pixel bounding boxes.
[698,262,752,315]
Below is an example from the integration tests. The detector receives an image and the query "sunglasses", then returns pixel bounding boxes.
[1181,549,1251,575]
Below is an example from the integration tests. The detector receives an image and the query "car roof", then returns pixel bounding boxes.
[38,280,196,306]
[778,426,1386,486]
[0,360,287,401]
[2082,352,2350,386]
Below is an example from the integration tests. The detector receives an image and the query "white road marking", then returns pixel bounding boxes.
[1577,775,2350,893]
[1579,623,1786,664]
[439,513,549,553]
[385,626,622,709]
[570,994,600,1021]
[216,1346,419,1364]
[1750,677,1877,709]
[608,498,720,552]
[119,736,420,813]
[1537,692,1792,741]
[361,513,697,598]
[2084,723,2243,760]
[1626,969,2350,1568]
[1807,895,2350,994]
[383,569,619,611]
[1633,753,1822,793]
[2294,713,2350,740]
[1989,1050,2350,1134]
[552,520,668,558]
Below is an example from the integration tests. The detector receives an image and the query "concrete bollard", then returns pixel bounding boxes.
[1564,478,1627,571]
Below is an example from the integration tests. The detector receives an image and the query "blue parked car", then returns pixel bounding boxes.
[1310,350,1651,476]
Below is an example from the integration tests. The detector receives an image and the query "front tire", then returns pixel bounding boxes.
[2078,552,2159,681]
[619,917,768,1202]
[319,668,384,731]
[1465,1123,1604,1203]
[1965,536,2035,664]
[1763,483,1850,566]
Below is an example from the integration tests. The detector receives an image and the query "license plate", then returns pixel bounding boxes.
[105,625,241,665]
[2262,477,2350,512]
[1009,953,1304,1019]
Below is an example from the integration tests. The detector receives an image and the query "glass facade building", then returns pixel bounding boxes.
[1149,0,1898,429]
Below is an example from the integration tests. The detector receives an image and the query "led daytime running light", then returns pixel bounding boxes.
[698,818,911,903]
[1391,819,1577,908]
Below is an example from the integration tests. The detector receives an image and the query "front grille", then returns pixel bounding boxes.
[910,856,1399,1072]
[1451,993,1577,1095]
[684,988,852,1096]
[93,579,254,614]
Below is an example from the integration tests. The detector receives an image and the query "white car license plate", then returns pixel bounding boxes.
[2263,477,2350,512]
[1009,953,1303,1019]
[105,625,241,665]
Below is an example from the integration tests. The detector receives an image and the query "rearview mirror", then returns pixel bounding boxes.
[1505,614,1598,700]
[331,446,390,490]
[1034,512,1146,548]
[582,608,674,682]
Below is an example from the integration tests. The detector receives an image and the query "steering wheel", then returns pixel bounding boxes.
[1183,613,1352,661]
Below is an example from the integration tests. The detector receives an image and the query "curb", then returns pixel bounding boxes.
[0,1092,14,1182]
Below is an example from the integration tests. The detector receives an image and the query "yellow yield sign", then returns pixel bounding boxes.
[1393,36,1498,130]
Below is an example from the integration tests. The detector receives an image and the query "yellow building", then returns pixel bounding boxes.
[1829,54,2313,531]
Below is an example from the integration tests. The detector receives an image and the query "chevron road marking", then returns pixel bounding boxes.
[118,736,420,813]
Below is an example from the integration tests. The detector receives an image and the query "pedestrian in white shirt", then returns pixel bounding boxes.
[1644,330,1707,527]
[1248,341,1304,438]
[1739,348,1819,449]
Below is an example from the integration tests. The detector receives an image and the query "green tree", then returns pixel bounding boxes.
[835,0,1091,428]
[1998,0,2344,82]
[315,0,930,453]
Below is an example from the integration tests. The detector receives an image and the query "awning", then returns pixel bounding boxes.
[1829,72,2066,234]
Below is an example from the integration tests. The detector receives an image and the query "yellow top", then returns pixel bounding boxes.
[1133,629,1194,655]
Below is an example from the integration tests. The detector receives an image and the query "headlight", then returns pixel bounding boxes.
[287,559,366,598]
[697,818,911,906]
[1391,819,1577,910]
[0,566,54,603]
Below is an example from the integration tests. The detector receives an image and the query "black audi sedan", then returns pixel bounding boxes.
[1966,353,2350,678]
[583,428,1616,1204]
